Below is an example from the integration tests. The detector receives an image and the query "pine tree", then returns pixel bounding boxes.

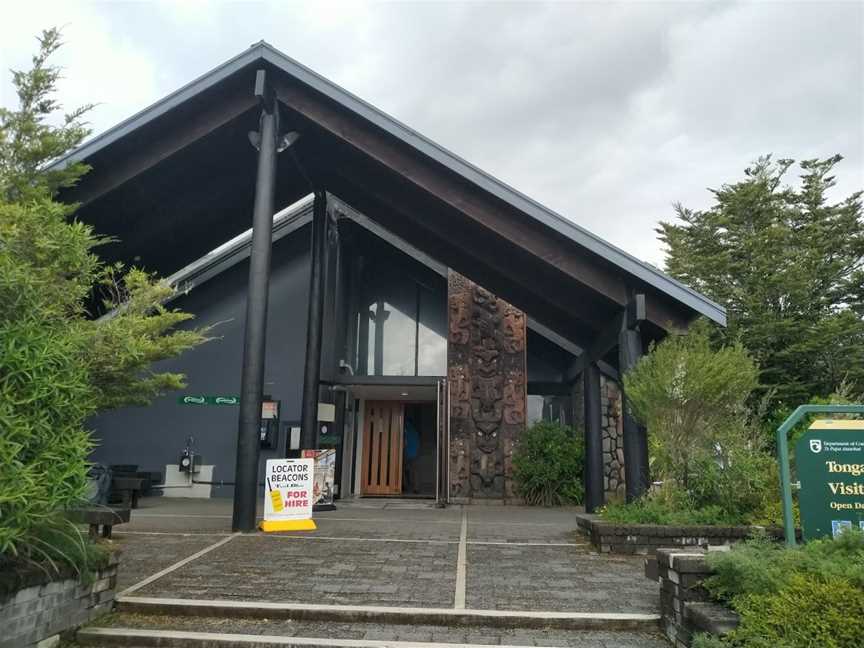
[0,28,210,411]
[0,28,210,565]
[658,156,864,412]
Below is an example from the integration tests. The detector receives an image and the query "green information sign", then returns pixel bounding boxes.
[177,395,240,406]
[795,420,864,541]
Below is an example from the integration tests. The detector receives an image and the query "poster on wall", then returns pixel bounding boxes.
[303,449,336,508]
[259,458,317,532]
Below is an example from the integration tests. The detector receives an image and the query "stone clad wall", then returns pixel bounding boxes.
[447,272,527,501]
[0,554,118,648]
[600,376,626,501]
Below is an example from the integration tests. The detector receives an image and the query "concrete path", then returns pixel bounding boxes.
[111,497,658,615]
[80,497,667,648]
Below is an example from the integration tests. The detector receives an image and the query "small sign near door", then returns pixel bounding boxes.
[303,449,336,507]
[259,458,317,532]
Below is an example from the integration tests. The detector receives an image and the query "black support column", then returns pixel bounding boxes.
[619,296,650,501]
[232,71,280,532]
[300,191,329,450]
[582,362,604,513]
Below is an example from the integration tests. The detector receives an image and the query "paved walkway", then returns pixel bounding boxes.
[111,497,658,615]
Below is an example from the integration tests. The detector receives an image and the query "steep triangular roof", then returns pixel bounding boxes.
[56,41,724,349]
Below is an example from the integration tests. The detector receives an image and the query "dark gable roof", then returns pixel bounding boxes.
[53,41,725,328]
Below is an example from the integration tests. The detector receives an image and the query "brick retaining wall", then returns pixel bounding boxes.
[651,548,739,647]
[0,553,118,648]
[575,513,787,555]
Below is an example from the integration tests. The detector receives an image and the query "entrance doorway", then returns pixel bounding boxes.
[360,401,404,495]
[359,399,437,497]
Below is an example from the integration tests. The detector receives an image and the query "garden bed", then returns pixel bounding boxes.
[0,551,119,648]
[575,513,791,555]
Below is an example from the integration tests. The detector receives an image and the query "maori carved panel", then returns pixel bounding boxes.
[448,271,526,500]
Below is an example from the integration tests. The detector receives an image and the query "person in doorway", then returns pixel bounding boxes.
[403,416,420,494]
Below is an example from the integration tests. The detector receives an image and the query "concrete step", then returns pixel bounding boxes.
[115,596,661,632]
[77,617,671,648]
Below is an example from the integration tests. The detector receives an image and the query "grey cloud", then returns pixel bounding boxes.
[10,1,861,266]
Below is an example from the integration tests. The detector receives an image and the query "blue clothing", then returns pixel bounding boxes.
[404,419,420,460]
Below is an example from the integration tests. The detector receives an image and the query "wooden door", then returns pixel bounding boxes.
[361,401,404,495]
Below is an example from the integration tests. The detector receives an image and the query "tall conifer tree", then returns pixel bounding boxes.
[659,156,864,410]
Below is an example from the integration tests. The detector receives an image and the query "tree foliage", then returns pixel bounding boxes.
[513,420,584,506]
[0,29,209,567]
[658,156,864,411]
[624,321,759,489]
[611,323,781,525]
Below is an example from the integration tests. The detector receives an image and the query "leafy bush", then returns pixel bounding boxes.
[697,530,864,648]
[602,483,734,525]
[0,199,96,567]
[624,320,759,490]
[731,576,864,648]
[605,323,781,526]
[705,529,864,601]
[513,421,584,505]
[692,635,729,648]
[1,29,208,576]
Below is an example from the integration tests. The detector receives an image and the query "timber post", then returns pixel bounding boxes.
[299,191,329,451]
[619,293,649,502]
[583,362,605,513]
[232,70,283,532]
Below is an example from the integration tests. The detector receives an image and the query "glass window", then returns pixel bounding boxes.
[527,394,573,428]
[417,285,447,376]
[353,263,447,377]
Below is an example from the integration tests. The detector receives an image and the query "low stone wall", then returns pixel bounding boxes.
[0,553,118,648]
[575,513,785,555]
[650,548,739,648]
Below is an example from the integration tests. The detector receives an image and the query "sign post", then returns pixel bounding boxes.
[776,404,864,546]
[259,458,317,532]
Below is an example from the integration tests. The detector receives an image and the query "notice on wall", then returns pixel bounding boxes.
[263,458,313,522]
[795,420,864,541]
[303,449,336,506]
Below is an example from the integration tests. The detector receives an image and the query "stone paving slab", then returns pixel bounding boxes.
[312,519,460,542]
[467,523,583,545]
[113,532,227,591]
[465,546,658,614]
[134,535,459,608]
[93,613,670,647]
[111,499,658,621]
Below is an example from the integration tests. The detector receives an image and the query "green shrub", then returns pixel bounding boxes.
[0,201,96,569]
[732,576,864,648]
[697,530,864,648]
[686,441,782,525]
[606,322,781,526]
[513,421,584,505]
[602,482,734,525]
[624,320,759,491]
[692,634,731,648]
[1,29,208,577]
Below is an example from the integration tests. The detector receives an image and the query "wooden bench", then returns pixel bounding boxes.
[67,507,131,539]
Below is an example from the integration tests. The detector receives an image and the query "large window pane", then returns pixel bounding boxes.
[527,394,573,428]
[417,286,447,376]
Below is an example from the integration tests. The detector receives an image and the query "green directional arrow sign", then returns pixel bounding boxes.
[178,395,240,406]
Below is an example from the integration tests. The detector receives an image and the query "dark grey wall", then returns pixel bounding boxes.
[527,330,573,383]
[90,231,311,497]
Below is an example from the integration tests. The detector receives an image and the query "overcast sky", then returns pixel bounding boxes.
[2,1,862,266]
